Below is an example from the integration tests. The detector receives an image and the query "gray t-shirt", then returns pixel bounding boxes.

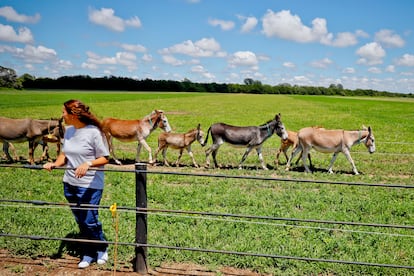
[62,125,109,189]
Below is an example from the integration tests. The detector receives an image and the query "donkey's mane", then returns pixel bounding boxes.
[259,119,274,127]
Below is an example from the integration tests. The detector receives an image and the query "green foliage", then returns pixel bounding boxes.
[20,75,414,97]
[0,66,22,89]
[1,90,413,275]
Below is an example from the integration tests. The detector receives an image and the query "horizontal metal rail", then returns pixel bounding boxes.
[1,199,413,230]
[1,233,413,270]
[1,164,413,189]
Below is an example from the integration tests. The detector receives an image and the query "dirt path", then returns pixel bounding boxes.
[0,250,267,276]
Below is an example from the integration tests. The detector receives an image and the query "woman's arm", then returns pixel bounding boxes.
[74,156,109,178]
[43,152,66,171]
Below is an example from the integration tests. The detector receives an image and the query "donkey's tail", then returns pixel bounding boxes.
[201,126,211,147]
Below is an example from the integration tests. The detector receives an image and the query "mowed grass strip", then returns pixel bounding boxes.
[1,90,413,275]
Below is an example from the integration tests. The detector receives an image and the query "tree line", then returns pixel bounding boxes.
[1,66,412,97]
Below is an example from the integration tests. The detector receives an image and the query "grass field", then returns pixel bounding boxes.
[1,90,414,275]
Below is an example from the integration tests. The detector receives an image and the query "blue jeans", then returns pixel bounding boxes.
[63,182,107,257]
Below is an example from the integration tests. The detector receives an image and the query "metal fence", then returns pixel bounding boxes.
[1,163,414,274]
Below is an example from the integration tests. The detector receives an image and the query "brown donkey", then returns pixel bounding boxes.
[154,124,204,167]
[101,110,172,165]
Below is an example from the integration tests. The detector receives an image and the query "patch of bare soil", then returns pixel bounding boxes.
[0,250,268,276]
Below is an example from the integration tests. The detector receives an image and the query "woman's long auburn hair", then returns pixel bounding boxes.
[63,99,103,131]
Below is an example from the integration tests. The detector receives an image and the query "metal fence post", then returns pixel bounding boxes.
[134,163,148,274]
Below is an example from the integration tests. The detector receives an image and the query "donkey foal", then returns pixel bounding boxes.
[154,124,204,167]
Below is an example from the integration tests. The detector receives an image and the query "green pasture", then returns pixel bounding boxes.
[1,90,414,275]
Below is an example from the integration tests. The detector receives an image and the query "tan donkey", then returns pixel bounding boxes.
[154,124,204,167]
[286,126,375,175]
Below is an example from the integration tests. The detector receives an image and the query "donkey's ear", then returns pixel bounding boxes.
[197,123,200,130]
[275,113,281,120]
[368,126,372,133]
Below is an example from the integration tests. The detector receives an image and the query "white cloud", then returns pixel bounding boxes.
[191,65,205,73]
[395,54,414,66]
[162,55,185,66]
[326,32,358,47]
[310,58,333,68]
[355,29,369,38]
[0,6,40,23]
[368,67,382,74]
[81,62,98,70]
[88,8,142,32]
[293,75,311,84]
[125,16,142,28]
[228,51,259,69]
[56,59,73,70]
[262,9,359,47]
[208,18,235,31]
[83,51,137,71]
[142,54,152,62]
[11,45,57,63]
[120,43,146,52]
[342,67,355,74]
[0,24,34,43]
[356,42,386,65]
[160,37,225,57]
[240,16,258,33]
[385,65,395,72]
[262,10,327,43]
[191,65,216,80]
[283,61,296,68]
[375,29,405,48]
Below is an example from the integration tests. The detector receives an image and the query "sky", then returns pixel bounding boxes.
[1,0,414,94]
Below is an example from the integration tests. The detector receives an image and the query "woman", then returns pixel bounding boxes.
[44,99,110,269]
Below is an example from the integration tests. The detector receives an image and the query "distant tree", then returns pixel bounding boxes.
[244,78,254,85]
[0,66,22,89]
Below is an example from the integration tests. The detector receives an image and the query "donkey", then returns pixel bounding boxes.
[0,117,64,164]
[286,126,375,175]
[101,110,172,165]
[203,113,288,170]
[4,130,63,162]
[36,125,64,162]
[276,130,311,167]
[154,124,204,167]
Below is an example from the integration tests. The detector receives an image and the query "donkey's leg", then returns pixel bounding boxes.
[239,146,253,170]
[28,139,36,164]
[108,137,122,165]
[40,141,50,161]
[205,143,220,168]
[186,145,199,168]
[175,148,184,167]
[2,142,14,162]
[153,146,161,164]
[285,144,302,171]
[255,146,268,170]
[283,147,291,163]
[301,147,312,173]
[204,146,213,168]
[294,150,302,165]
[275,146,283,165]
[327,152,339,174]
[8,142,18,161]
[307,153,313,169]
[138,139,153,164]
[162,148,170,166]
[212,148,220,168]
[343,150,359,175]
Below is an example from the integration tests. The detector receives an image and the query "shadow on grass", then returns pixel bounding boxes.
[52,232,82,259]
